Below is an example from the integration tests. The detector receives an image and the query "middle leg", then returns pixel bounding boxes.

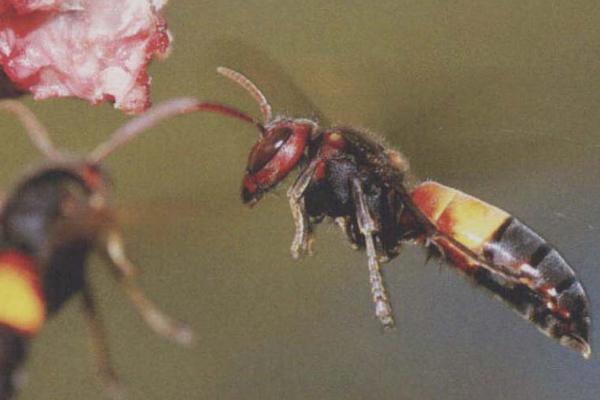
[351,177,394,328]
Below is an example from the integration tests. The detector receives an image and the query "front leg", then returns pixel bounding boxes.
[287,160,319,259]
[351,178,395,328]
[99,230,193,346]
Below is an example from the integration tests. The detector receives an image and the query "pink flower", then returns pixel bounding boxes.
[0,0,171,114]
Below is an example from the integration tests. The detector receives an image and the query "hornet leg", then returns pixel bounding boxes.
[80,283,123,400]
[287,160,319,259]
[100,230,193,346]
[351,178,394,328]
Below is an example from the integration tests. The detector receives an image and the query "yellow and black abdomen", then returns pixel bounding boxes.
[411,181,591,358]
[0,251,45,337]
[0,250,45,399]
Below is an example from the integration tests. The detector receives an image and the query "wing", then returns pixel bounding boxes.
[408,181,591,358]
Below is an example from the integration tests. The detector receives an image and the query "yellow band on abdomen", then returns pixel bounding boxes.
[412,181,510,255]
[0,251,45,336]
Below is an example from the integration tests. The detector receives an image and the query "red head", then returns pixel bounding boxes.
[241,117,315,204]
[215,67,318,205]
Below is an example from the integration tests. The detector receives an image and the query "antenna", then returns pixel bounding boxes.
[89,97,264,163]
[89,97,202,163]
[0,100,62,160]
[217,67,273,125]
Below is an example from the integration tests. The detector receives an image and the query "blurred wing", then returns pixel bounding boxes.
[113,199,202,230]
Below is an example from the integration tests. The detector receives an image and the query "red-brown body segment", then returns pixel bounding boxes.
[242,119,314,203]
[81,164,104,191]
[411,181,591,357]
[0,251,44,336]
[314,131,348,181]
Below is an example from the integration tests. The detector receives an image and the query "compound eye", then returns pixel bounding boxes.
[246,127,293,173]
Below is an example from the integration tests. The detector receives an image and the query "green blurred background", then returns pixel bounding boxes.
[1,1,599,399]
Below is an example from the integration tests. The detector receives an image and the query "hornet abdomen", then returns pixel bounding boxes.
[0,251,45,337]
[0,251,44,400]
[411,181,591,358]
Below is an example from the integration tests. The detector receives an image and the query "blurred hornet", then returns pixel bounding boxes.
[198,67,591,359]
[0,99,206,399]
